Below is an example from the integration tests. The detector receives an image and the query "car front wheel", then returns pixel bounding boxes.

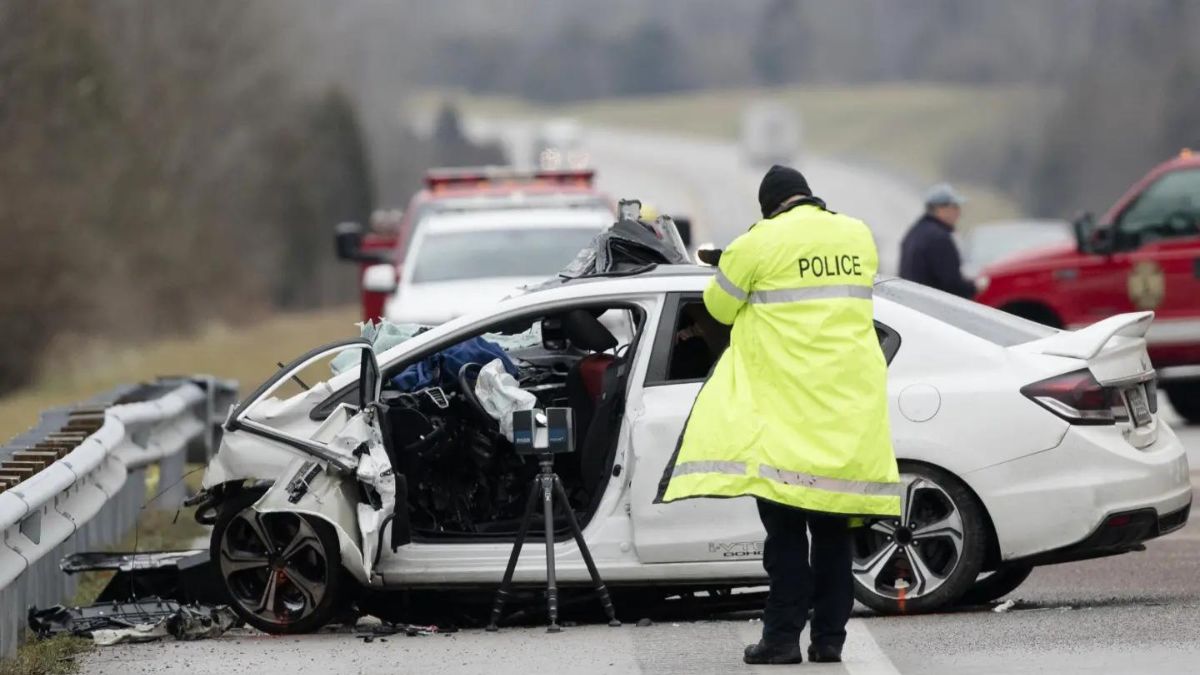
[211,488,345,634]
[852,463,989,614]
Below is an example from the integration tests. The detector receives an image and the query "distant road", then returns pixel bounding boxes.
[474,120,924,273]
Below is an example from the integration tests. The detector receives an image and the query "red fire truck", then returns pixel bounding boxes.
[334,167,614,322]
[976,153,1200,423]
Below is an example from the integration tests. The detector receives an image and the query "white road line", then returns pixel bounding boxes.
[843,619,902,675]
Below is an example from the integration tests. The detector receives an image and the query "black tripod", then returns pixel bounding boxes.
[486,454,620,633]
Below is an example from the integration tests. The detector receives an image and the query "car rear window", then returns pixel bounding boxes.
[875,279,1056,347]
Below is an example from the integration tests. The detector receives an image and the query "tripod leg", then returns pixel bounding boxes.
[486,477,541,631]
[551,476,620,627]
[542,473,561,633]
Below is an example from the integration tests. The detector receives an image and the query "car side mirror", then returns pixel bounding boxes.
[1089,225,1115,254]
[335,221,365,261]
[1071,211,1113,254]
[335,222,391,264]
[362,264,398,293]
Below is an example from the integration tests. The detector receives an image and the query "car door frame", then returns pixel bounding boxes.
[352,293,658,544]
[226,338,380,474]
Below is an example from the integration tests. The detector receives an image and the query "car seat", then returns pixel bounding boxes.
[561,310,625,506]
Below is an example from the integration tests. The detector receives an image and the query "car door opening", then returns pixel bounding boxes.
[372,303,644,542]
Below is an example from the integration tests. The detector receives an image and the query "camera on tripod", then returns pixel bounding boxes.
[485,406,620,633]
[511,407,574,456]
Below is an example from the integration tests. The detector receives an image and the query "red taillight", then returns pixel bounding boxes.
[1021,369,1117,425]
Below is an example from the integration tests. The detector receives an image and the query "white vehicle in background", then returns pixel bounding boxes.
[961,218,1074,278]
[197,262,1190,634]
[533,118,589,170]
[370,206,612,325]
[740,101,802,167]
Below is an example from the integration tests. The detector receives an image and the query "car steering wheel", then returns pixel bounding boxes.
[456,362,496,428]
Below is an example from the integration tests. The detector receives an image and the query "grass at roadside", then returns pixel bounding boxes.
[422,83,1049,222]
[0,636,90,675]
[0,306,359,442]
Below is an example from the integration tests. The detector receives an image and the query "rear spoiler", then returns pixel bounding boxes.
[1015,311,1154,360]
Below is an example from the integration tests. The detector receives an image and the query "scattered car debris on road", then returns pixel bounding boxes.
[355,621,451,640]
[28,599,238,645]
[993,599,1023,613]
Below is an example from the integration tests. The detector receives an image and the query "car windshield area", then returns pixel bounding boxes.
[1116,168,1200,247]
[410,227,602,283]
[876,278,1056,347]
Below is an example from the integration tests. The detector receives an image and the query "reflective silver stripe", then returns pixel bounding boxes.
[749,284,872,304]
[714,269,748,302]
[759,464,900,497]
[673,460,746,478]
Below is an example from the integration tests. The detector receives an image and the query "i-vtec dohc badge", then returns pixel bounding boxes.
[708,541,764,558]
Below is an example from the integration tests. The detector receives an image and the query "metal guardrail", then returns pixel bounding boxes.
[0,376,236,659]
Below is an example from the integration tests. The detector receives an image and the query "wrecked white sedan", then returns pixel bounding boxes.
[197,266,1191,633]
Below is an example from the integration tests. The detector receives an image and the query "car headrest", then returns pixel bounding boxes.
[561,309,617,353]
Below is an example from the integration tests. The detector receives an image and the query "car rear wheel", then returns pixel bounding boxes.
[852,463,989,614]
[1165,382,1200,425]
[957,564,1034,606]
[211,488,345,634]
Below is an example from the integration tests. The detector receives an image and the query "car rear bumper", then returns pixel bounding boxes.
[1011,502,1191,566]
[964,420,1193,562]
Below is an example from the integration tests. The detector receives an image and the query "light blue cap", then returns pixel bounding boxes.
[924,182,967,207]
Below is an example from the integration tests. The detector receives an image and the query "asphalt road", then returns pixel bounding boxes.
[81,474,1200,675]
[79,126,1199,674]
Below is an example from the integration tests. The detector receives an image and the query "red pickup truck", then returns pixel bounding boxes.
[976,153,1200,424]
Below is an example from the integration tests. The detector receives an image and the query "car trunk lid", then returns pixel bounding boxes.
[1014,312,1159,448]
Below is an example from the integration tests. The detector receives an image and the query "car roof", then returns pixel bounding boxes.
[522,265,903,297]
[420,207,613,234]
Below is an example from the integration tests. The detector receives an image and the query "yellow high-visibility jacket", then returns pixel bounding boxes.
[655,202,901,517]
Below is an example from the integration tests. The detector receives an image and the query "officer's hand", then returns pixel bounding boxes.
[697,248,723,266]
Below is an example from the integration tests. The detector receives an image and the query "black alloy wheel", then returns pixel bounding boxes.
[211,489,345,633]
[852,463,989,614]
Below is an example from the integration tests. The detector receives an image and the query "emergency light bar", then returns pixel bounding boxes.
[424,166,595,191]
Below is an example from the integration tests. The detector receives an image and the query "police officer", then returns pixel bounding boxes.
[656,165,901,666]
[899,183,977,298]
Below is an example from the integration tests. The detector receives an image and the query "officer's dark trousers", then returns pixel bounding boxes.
[756,498,854,648]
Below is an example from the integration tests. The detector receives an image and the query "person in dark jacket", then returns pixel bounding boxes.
[899,183,977,298]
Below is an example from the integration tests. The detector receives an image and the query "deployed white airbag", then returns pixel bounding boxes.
[475,358,536,441]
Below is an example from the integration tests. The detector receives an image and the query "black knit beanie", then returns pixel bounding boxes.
[758,164,812,218]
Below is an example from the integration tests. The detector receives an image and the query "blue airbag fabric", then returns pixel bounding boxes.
[392,337,518,391]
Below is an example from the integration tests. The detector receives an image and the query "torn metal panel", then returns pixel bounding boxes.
[59,550,227,605]
[29,598,183,639]
[29,599,238,645]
